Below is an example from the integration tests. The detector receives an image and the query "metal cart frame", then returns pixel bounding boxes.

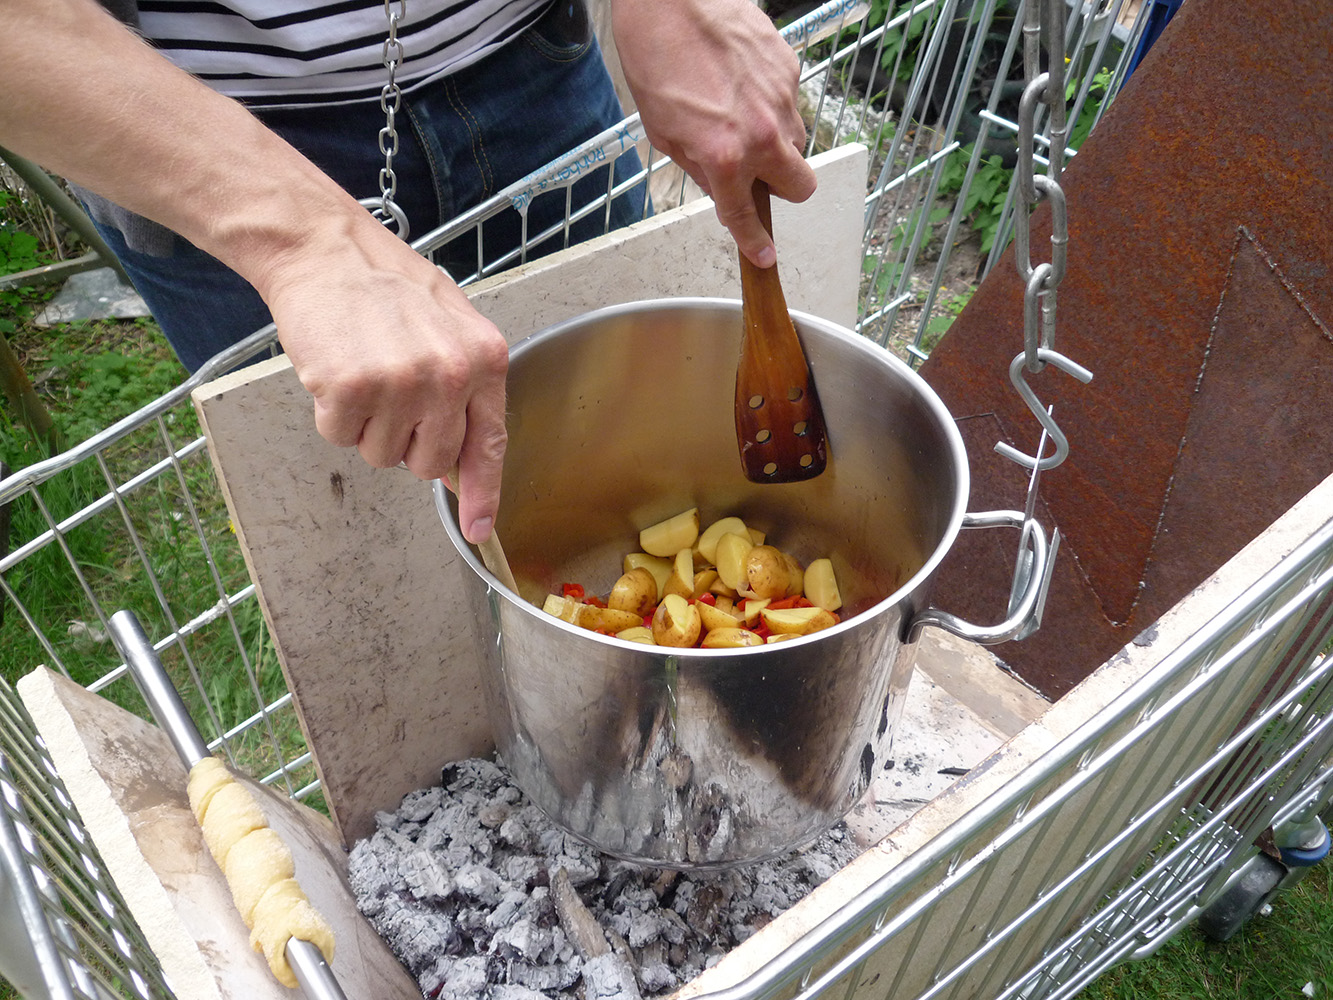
[7,3,1332,998]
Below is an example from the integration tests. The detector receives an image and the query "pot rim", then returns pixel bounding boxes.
[435,296,970,655]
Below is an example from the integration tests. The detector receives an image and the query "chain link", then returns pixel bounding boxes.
[992,0,1094,635]
[376,0,409,238]
[996,0,1091,478]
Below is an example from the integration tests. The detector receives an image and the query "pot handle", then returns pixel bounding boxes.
[908,510,1055,646]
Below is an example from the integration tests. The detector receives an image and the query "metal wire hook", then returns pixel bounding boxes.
[995,348,1094,471]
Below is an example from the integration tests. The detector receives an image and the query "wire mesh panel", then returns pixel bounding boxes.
[8,2,1279,998]
[1,702,173,1000]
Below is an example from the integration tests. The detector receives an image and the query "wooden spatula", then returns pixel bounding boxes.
[734,180,829,482]
[445,465,518,593]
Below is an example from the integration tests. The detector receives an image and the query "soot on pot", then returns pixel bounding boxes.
[347,757,865,999]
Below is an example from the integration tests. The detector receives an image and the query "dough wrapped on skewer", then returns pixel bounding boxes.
[186,756,335,983]
[225,827,295,925]
[250,877,337,988]
[200,782,266,869]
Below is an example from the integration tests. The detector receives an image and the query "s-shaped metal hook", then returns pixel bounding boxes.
[995,347,1094,472]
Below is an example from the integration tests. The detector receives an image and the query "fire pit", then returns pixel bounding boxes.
[348,756,863,999]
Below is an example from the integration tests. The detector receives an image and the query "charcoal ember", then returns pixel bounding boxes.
[498,806,542,852]
[400,786,446,822]
[486,889,531,931]
[345,839,399,916]
[581,952,643,1000]
[479,800,513,829]
[456,863,505,905]
[383,906,456,969]
[491,917,554,962]
[350,755,864,999]
[504,854,542,887]
[401,848,454,901]
[508,956,582,992]
[434,954,492,999]
[492,987,555,1000]
[635,940,678,994]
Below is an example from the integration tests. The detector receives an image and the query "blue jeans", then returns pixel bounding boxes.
[93,4,647,372]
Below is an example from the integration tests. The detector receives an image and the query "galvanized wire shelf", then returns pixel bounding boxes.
[9,3,1332,999]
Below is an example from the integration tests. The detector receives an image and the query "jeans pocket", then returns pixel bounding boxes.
[523,0,594,62]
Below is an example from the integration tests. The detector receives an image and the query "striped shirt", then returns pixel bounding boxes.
[134,0,554,107]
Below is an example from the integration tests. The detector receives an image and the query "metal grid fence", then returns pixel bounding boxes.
[9,3,1326,1000]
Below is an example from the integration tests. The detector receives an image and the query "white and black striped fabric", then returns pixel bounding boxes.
[134,0,554,107]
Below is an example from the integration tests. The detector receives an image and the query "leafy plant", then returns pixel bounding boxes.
[937,144,1012,254]
[1068,66,1115,149]
[924,288,974,343]
[0,190,49,323]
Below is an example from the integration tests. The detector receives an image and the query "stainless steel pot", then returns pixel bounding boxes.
[434,299,1047,868]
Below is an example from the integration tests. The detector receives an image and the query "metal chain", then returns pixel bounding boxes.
[994,0,1094,637]
[376,0,409,239]
[996,0,1092,477]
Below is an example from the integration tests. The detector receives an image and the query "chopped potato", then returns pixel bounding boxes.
[804,558,843,611]
[540,507,847,648]
[616,626,656,644]
[609,568,658,617]
[761,605,839,636]
[702,627,764,648]
[715,532,755,591]
[745,545,804,601]
[663,548,696,599]
[651,593,702,647]
[697,600,740,634]
[640,508,700,558]
[696,516,748,564]
[623,552,672,600]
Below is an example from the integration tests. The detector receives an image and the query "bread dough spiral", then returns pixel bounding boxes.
[187,756,335,985]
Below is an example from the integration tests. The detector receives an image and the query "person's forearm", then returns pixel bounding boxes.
[0,0,367,299]
[0,0,512,544]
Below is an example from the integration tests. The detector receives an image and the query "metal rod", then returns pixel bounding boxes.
[106,610,349,1000]
[0,145,131,286]
[107,611,209,768]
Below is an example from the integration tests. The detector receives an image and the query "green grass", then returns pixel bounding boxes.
[2,252,316,997]
[1081,865,1333,998]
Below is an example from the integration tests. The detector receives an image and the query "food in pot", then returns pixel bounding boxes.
[803,557,842,611]
[541,509,842,647]
[607,566,658,617]
[540,593,643,634]
[638,506,700,557]
[744,544,804,600]
[652,592,703,647]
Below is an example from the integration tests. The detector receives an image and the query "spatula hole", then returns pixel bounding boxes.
[762,462,778,476]
[793,421,807,436]
[787,387,803,402]
[748,394,765,410]
[756,429,771,444]
[799,454,814,468]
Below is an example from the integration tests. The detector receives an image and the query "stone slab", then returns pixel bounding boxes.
[33,267,149,325]
[191,144,868,846]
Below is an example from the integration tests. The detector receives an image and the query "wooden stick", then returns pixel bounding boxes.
[444,467,519,594]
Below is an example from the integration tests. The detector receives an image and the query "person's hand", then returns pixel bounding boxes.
[611,0,817,268]
[257,211,510,545]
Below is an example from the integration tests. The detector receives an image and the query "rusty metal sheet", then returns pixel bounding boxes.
[919,0,1333,697]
